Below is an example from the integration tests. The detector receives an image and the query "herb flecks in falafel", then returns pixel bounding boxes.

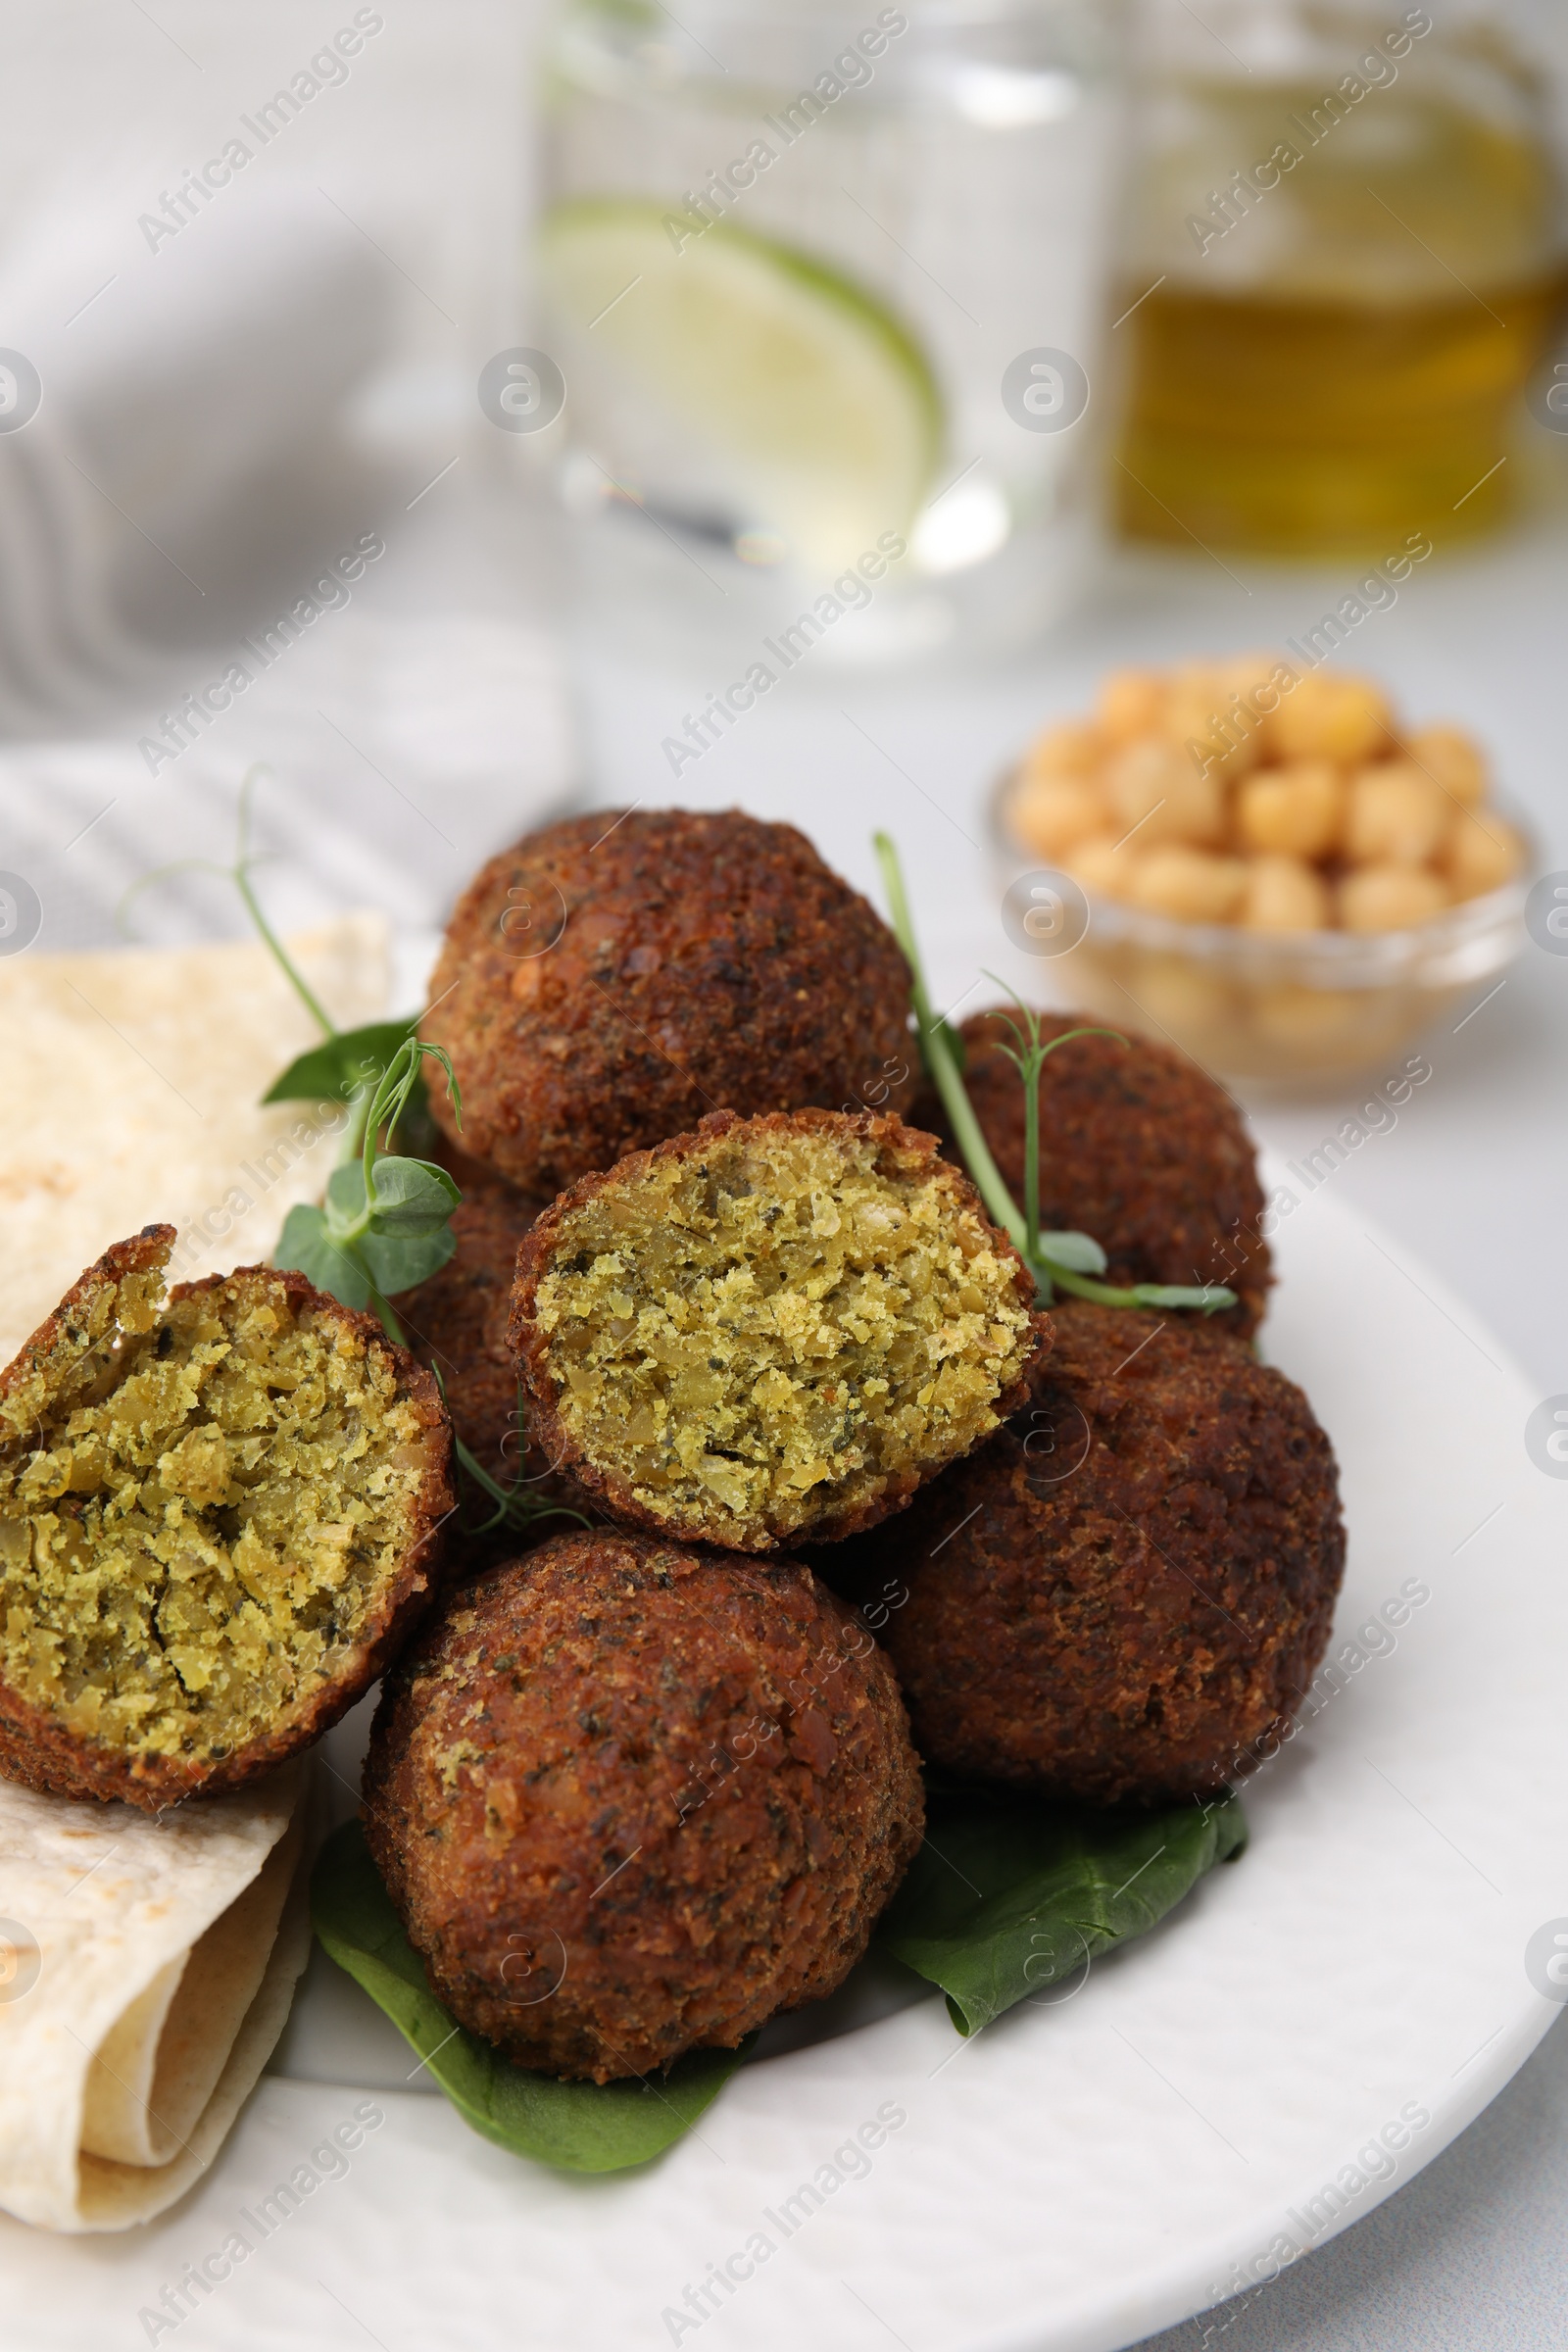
[420,809,918,1196]
[850,1300,1344,1806]
[0,1226,452,1810]
[362,1529,924,2082]
[509,1110,1046,1553]
[399,1152,590,1550]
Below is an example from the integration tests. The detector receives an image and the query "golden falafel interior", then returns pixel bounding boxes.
[0,1231,437,1774]
[526,1120,1037,1546]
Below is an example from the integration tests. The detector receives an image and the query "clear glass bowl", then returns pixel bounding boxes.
[991,769,1536,1090]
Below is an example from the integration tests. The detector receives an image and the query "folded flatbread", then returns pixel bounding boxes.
[0,912,386,2226]
[0,1760,311,2230]
[0,915,390,1362]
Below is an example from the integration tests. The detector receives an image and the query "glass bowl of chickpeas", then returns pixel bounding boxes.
[994,656,1534,1088]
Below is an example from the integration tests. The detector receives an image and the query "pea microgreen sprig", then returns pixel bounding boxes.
[873,833,1236,1315]
[274,1037,463,1332]
[122,767,579,1539]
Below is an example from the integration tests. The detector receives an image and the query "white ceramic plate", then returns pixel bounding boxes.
[4,1160,1563,2352]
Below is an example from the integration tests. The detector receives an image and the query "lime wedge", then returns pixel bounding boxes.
[538,197,943,574]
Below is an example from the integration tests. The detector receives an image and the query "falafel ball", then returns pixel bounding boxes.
[916,1010,1270,1336]
[0,1227,453,1810]
[850,1301,1343,1805]
[419,809,918,1196]
[361,1528,925,2082]
[399,1158,543,1483]
[508,1108,1047,1554]
[396,1151,592,1546]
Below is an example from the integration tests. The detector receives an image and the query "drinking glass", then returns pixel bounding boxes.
[531,0,1128,665]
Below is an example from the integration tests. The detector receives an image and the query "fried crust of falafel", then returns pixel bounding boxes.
[403,1175,541,1482]
[0,1226,453,1809]
[398,1161,592,1542]
[916,1010,1271,1337]
[362,1528,925,2082]
[508,1109,1048,1554]
[855,1300,1344,1805]
[419,808,918,1195]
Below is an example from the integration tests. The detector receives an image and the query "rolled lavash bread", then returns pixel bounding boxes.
[0,1758,309,2231]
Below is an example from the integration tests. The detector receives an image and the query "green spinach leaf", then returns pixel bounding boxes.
[311,1820,748,2172]
[877,1787,1247,2034]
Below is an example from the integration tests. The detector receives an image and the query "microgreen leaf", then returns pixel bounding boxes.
[361,1225,459,1295]
[1036,1230,1107,1276]
[310,1138,466,1302]
[275,1202,373,1311]
[323,1160,370,1229]
[1044,1270,1240,1315]
[365,1155,463,1236]
[1131,1283,1238,1314]
[263,1019,421,1106]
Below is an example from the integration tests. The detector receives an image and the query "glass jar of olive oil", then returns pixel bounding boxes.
[1114,0,1568,557]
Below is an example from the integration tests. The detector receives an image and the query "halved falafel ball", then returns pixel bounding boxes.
[508,1109,1047,1554]
[915,1010,1270,1336]
[0,1226,453,1810]
[853,1301,1343,1805]
[419,809,917,1195]
[361,1528,924,2082]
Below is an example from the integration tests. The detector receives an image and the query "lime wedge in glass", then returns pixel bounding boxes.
[538,197,943,574]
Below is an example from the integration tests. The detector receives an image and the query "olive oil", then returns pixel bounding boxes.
[1115,69,1568,557]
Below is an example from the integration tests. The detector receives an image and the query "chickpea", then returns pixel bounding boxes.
[1023,720,1102,781]
[1240,855,1331,933]
[1269,671,1393,765]
[1444,809,1523,900]
[1404,724,1487,807]
[1219,653,1287,707]
[1126,847,1249,923]
[1105,739,1225,846]
[1338,863,1448,933]
[1097,669,1167,743]
[1010,773,1106,861]
[1236,760,1345,858]
[1163,665,1264,779]
[1065,833,1138,899]
[1345,762,1447,866]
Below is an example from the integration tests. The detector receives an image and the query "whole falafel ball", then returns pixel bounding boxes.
[419,809,917,1195]
[396,1148,591,1533]
[361,1529,925,2082]
[915,1010,1270,1337]
[852,1301,1344,1805]
[508,1108,1047,1554]
[399,1157,544,1486]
